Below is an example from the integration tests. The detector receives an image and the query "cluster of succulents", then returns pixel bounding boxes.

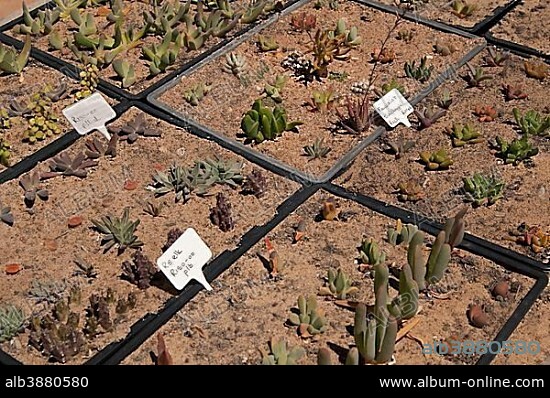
[241,99,302,143]
[446,123,484,147]
[303,138,331,160]
[318,268,358,299]
[75,63,99,99]
[121,250,157,290]
[0,138,11,167]
[210,193,234,232]
[405,56,433,82]
[492,136,538,165]
[261,337,305,365]
[513,108,550,137]
[462,172,505,207]
[183,82,210,106]
[287,295,327,338]
[109,113,161,143]
[419,148,453,170]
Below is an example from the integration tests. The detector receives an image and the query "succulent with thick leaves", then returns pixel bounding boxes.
[143,32,183,76]
[241,0,267,23]
[222,52,247,78]
[112,59,136,88]
[359,238,386,266]
[242,169,267,198]
[463,172,505,207]
[54,0,87,20]
[414,106,446,130]
[143,0,191,35]
[0,305,25,343]
[194,5,241,38]
[261,337,305,365]
[241,99,302,143]
[310,28,352,78]
[493,136,538,165]
[0,108,11,130]
[121,251,157,290]
[425,230,452,285]
[263,75,287,103]
[443,207,467,249]
[0,138,10,167]
[464,63,493,87]
[319,268,358,299]
[150,164,192,203]
[41,152,98,179]
[92,207,143,254]
[19,172,49,208]
[0,35,31,75]
[446,123,484,147]
[257,35,278,52]
[391,263,419,320]
[407,231,427,290]
[317,347,332,365]
[210,193,234,232]
[384,137,415,159]
[287,295,327,337]
[396,180,425,202]
[387,219,418,246]
[419,148,453,170]
[109,113,161,143]
[404,56,433,82]
[513,108,550,137]
[13,2,60,36]
[303,138,331,160]
[183,82,210,106]
[85,135,118,159]
[197,157,244,189]
[1,202,14,226]
[75,63,99,100]
[376,78,406,99]
[329,18,361,47]
[451,0,477,18]
[182,19,210,51]
[309,89,336,112]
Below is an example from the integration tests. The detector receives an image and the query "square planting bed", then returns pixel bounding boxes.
[121,190,541,365]
[490,0,550,56]
[0,106,299,364]
[3,0,295,97]
[149,0,483,182]
[336,48,550,266]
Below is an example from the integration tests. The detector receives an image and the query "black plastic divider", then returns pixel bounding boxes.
[147,3,486,185]
[0,101,131,185]
[0,0,306,101]
[485,32,550,62]
[86,184,319,365]
[353,0,520,36]
[323,183,549,365]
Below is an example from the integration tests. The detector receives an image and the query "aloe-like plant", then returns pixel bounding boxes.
[91,207,144,254]
[336,95,370,134]
[493,136,538,165]
[404,56,433,82]
[0,35,31,74]
[0,304,25,343]
[419,148,453,170]
[112,59,136,88]
[484,47,509,67]
[241,99,302,143]
[303,138,331,160]
[446,123,484,146]
[463,172,505,207]
[319,268,358,299]
[513,108,550,137]
[261,337,305,365]
[287,295,327,337]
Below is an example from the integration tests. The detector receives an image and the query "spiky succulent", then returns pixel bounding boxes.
[0,304,25,343]
[319,268,358,299]
[303,138,332,160]
[150,164,193,203]
[92,207,144,254]
[261,337,305,365]
[513,108,550,137]
[463,172,505,207]
[493,136,538,165]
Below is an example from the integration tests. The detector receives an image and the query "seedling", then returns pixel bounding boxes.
[0,305,24,343]
[446,123,484,146]
[387,219,418,246]
[303,138,332,160]
[463,172,505,207]
[336,95,370,134]
[359,238,386,266]
[241,99,302,143]
[91,207,144,254]
[513,108,550,137]
[319,268,358,299]
[308,89,336,112]
[396,180,425,202]
[404,56,433,82]
[493,136,539,165]
[109,113,161,143]
[261,337,305,365]
[287,295,327,338]
[263,75,287,103]
[484,47,510,67]
[121,250,157,289]
[384,137,415,159]
[419,148,453,170]
[19,172,49,207]
[0,35,31,74]
[473,105,498,122]
[40,152,98,179]
[436,89,453,109]
[257,35,278,52]
[242,169,267,198]
[451,0,477,18]
[183,82,210,106]
[502,84,528,101]
[210,193,234,232]
[464,63,492,87]
[414,106,446,130]
[524,61,548,80]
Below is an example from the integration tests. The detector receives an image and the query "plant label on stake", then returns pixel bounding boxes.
[62,92,116,140]
[373,88,414,128]
[157,228,213,291]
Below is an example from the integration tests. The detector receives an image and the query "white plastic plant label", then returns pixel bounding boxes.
[157,228,213,291]
[62,92,116,140]
[373,88,414,128]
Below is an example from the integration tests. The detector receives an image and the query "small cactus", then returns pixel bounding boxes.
[287,295,327,338]
[319,268,358,299]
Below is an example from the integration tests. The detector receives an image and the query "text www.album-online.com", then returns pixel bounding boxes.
[379,376,545,388]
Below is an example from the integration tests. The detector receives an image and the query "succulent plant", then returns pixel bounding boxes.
[0,138,10,167]
[28,279,67,303]
[451,0,477,18]
[419,148,453,170]
[446,123,484,147]
[163,228,183,252]
[309,28,352,78]
[19,172,49,207]
[142,32,183,76]
[143,0,191,35]
[210,193,234,232]
[7,98,31,117]
[0,35,31,74]
[319,268,358,299]
[75,63,99,100]
[222,52,247,78]
[493,136,538,165]
[41,152,98,179]
[414,106,446,130]
[464,63,493,88]
[84,135,118,159]
[443,207,467,249]
[396,180,425,202]
[336,95,370,134]
[241,169,267,198]
[0,107,11,130]
[359,238,386,266]
[109,113,161,143]
[407,230,452,289]
[524,61,548,81]
[54,0,87,20]
[303,138,332,160]
[0,304,25,343]
[257,35,278,52]
[150,164,192,203]
[330,18,361,47]
[404,56,433,82]
[371,47,396,64]
[142,200,164,217]
[261,337,305,365]
[121,250,157,290]
[436,89,453,109]
[308,89,336,112]
[85,293,113,335]
[287,295,327,337]
[390,262,419,320]
[384,137,415,159]
[241,99,302,143]
[183,82,210,106]
[513,108,550,137]
[317,347,333,365]
[91,207,144,254]
[74,256,97,279]
[13,3,60,36]
[43,81,69,102]
[240,0,268,24]
[433,40,457,56]
[463,172,505,207]
[22,113,62,143]
[502,84,528,101]
[375,78,406,98]
[112,59,137,88]
[321,197,338,221]
[290,12,316,32]
[0,201,14,226]
[387,219,419,246]
[263,75,287,103]
[473,105,498,122]
[484,47,509,67]
[514,224,550,254]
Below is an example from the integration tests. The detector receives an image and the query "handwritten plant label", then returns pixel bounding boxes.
[157,228,213,291]
[62,92,116,140]
[373,88,414,128]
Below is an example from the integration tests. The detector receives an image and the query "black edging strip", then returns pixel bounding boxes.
[469,0,522,36]
[0,101,131,185]
[0,0,306,101]
[85,184,319,365]
[323,183,549,365]
[485,32,550,62]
